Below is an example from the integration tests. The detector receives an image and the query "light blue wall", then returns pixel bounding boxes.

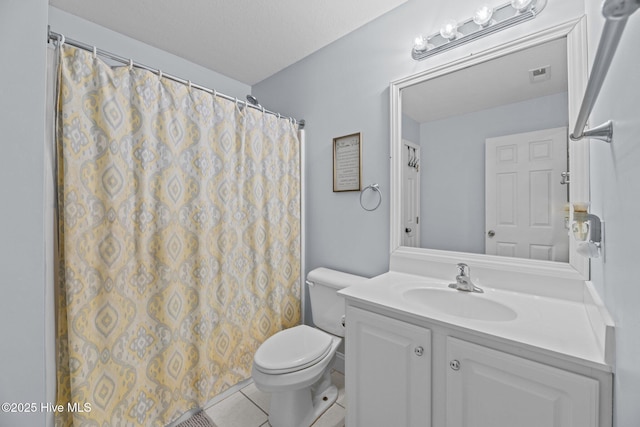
[419,92,568,253]
[584,3,640,425]
[253,0,584,280]
[0,1,48,426]
[254,0,639,424]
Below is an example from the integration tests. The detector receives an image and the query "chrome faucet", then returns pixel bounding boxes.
[448,263,483,293]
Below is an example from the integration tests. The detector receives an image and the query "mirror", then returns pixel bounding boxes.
[390,19,590,279]
[404,38,569,259]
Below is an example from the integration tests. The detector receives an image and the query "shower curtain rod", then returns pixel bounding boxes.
[47,28,305,130]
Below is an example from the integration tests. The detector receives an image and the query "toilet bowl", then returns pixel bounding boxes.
[251,268,367,427]
[252,325,341,427]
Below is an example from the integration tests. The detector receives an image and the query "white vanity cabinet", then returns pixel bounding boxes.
[345,303,610,427]
[446,337,599,427]
[345,306,431,427]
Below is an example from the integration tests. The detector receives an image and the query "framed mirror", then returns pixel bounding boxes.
[390,18,590,280]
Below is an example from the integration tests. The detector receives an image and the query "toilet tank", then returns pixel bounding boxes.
[306,267,367,337]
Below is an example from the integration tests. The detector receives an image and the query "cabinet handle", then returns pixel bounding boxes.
[450,359,460,371]
[414,346,424,356]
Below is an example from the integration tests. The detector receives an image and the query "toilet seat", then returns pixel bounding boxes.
[254,325,333,374]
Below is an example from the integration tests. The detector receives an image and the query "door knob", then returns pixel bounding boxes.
[414,346,424,356]
[487,230,495,238]
[450,359,460,371]
[405,227,412,233]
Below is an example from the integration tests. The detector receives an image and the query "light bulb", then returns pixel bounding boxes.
[473,4,494,26]
[511,0,533,12]
[439,19,459,40]
[413,35,427,52]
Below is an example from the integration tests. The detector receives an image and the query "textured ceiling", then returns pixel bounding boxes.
[49,0,408,85]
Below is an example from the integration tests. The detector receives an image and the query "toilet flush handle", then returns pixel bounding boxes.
[305,280,315,287]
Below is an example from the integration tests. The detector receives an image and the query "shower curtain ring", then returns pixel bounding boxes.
[92,46,97,60]
[128,59,133,71]
[188,80,192,89]
[158,70,163,80]
[235,97,244,112]
[58,34,65,47]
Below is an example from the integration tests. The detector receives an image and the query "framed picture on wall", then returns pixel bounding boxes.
[333,132,362,192]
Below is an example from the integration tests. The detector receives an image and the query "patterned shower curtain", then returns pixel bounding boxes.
[55,45,301,426]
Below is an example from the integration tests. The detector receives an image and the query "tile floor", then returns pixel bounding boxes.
[205,370,346,427]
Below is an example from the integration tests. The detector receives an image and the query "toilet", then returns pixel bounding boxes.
[251,267,366,427]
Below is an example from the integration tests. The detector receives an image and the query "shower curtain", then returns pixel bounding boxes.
[55,45,301,426]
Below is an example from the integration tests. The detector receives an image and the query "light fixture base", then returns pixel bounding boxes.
[412,0,546,61]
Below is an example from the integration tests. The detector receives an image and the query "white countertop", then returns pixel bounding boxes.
[339,271,613,372]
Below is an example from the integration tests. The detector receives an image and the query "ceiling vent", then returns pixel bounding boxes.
[529,65,551,83]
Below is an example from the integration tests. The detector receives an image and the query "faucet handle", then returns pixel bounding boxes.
[456,263,470,277]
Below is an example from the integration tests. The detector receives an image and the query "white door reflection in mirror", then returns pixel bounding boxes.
[485,127,568,262]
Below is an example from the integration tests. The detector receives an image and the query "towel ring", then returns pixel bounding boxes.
[360,183,382,211]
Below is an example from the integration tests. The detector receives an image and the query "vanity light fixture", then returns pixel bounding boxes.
[411,0,547,61]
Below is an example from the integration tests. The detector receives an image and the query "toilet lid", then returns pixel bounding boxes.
[254,325,333,374]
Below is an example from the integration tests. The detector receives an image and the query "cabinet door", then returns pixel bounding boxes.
[346,306,431,427]
[446,337,599,427]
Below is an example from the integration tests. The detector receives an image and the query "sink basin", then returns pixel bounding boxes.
[402,287,517,322]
